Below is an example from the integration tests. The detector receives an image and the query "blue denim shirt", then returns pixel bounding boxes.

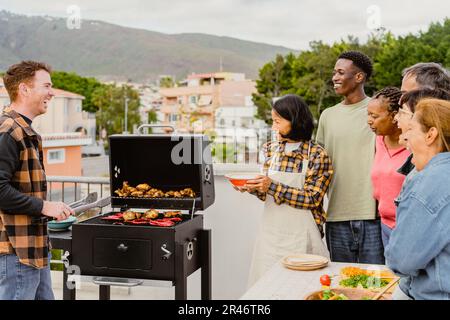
[385,152,450,300]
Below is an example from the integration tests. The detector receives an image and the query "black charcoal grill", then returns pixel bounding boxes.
[58,128,215,300]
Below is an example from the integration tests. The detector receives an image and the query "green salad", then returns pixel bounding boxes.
[339,274,389,289]
[321,290,349,300]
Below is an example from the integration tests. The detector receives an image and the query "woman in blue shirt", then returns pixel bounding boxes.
[385,98,450,300]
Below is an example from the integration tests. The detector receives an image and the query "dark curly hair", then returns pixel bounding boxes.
[373,87,402,113]
[272,94,314,141]
[338,51,373,80]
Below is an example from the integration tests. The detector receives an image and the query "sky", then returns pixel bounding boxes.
[0,0,449,50]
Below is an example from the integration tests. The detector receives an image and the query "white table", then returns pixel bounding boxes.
[240,261,393,300]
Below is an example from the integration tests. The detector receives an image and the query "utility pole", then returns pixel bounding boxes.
[124,96,129,133]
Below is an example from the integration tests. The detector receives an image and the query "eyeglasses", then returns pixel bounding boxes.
[398,108,414,119]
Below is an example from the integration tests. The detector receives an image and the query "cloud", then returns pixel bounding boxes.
[0,0,448,49]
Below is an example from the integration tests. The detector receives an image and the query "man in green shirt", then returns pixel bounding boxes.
[316,51,384,264]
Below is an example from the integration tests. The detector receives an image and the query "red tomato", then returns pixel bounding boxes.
[320,274,331,286]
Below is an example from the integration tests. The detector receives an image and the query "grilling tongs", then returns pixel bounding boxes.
[72,195,111,217]
[32,193,111,223]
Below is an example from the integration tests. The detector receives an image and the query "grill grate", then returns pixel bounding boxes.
[79,212,193,228]
[111,196,198,201]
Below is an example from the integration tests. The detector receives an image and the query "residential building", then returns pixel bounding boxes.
[138,83,163,125]
[215,105,266,129]
[42,132,92,177]
[159,72,257,133]
[214,105,268,164]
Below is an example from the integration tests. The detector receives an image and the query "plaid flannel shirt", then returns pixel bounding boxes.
[0,108,48,268]
[251,140,333,237]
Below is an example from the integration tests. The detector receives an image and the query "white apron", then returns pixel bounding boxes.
[248,142,330,287]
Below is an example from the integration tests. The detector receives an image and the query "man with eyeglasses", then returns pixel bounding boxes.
[316,51,384,264]
[396,63,450,176]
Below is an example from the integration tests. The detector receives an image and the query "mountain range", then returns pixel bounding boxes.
[0,11,296,82]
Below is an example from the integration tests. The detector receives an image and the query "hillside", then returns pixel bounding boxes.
[0,11,296,82]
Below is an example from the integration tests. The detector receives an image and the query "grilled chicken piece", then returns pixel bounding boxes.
[122,211,138,221]
[115,181,131,197]
[173,191,182,198]
[114,189,125,196]
[143,209,159,219]
[165,191,175,198]
[131,191,144,197]
[180,188,195,198]
[136,183,151,192]
[123,182,135,195]
[164,211,182,218]
[154,190,165,198]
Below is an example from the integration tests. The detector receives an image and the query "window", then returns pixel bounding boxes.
[47,149,66,164]
[189,95,198,104]
[169,114,179,122]
[198,95,212,106]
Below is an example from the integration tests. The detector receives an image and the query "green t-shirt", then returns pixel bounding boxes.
[315,97,376,222]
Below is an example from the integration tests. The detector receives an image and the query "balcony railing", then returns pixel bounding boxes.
[47,176,110,204]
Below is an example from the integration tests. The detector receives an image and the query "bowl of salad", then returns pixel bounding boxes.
[304,288,387,300]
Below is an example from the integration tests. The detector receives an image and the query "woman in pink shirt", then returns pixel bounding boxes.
[367,87,411,248]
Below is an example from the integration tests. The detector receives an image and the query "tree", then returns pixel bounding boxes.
[252,53,296,124]
[291,41,342,119]
[159,76,175,88]
[51,71,104,113]
[373,19,450,89]
[91,84,141,137]
[147,109,158,124]
[252,18,449,125]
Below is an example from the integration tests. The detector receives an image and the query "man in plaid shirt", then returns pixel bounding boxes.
[0,61,74,300]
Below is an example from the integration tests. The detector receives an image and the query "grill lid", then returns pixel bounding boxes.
[109,133,215,212]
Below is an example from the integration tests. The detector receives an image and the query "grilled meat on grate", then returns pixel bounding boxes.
[114,181,195,199]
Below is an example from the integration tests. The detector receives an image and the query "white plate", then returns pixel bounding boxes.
[282,254,329,266]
